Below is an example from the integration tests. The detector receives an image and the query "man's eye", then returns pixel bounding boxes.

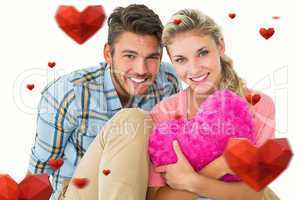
[199,50,209,57]
[124,55,135,59]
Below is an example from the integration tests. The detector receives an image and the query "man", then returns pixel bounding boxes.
[28,4,181,199]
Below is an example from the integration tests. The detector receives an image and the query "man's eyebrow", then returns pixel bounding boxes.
[121,50,138,54]
[147,52,161,57]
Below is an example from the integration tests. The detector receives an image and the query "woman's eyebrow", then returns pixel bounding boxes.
[173,54,184,58]
[173,46,208,58]
[196,47,207,54]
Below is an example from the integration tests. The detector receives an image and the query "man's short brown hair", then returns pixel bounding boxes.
[107,4,163,54]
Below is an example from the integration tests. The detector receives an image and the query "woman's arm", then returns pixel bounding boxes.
[147,187,160,200]
[198,155,234,179]
[155,141,263,200]
[153,186,198,200]
[186,173,264,200]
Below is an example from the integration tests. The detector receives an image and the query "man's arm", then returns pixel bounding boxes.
[28,76,78,175]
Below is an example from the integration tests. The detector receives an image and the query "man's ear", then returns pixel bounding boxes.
[103,43,113,65]
[218,38,225,56]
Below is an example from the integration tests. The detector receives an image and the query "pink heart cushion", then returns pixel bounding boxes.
[148,89,256,181]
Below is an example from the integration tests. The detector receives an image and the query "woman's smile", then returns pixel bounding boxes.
[189,72,210,83]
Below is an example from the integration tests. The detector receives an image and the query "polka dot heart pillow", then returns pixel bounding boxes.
[148,89,256,181]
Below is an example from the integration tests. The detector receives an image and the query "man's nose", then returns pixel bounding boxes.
[134,59,148,76]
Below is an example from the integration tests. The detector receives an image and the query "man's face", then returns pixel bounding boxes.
[104,32,162,96]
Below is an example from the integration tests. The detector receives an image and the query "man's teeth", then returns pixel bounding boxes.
[190,73,209,82]
[129,77,147,83]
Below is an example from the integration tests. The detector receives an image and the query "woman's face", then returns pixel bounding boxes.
[167,31,225,95]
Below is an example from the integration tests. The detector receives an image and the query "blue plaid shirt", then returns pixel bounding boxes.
[28,62,181,199]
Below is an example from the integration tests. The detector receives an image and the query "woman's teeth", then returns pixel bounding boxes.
[190,73,209,82]
[129,77,147,84]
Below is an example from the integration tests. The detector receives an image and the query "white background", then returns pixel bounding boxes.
[0,0,299,199]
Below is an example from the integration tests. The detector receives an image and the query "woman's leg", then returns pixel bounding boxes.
[153,185,280,200]
[63,108,153,200]
[154,186,198,200]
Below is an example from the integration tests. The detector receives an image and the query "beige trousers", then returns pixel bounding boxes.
[59,108,281,200]
[62,108,153,200]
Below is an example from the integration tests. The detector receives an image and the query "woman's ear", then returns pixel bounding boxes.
[218,38,225,56]
[103,43,113,65]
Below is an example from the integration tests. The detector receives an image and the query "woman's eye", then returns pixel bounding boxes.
[199,50,209,57]
[175,58,185,63]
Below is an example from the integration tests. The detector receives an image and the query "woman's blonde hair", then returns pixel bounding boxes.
[162,9,246,96]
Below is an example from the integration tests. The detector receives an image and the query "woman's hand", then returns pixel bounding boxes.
[199,155,235,179]
[154,140,199,191]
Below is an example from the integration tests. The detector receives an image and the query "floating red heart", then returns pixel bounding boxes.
[102,169,111,176]
[0,174,52,200]
[224,138,293,191]
[48,62,56,68]
[19,174,52,200]
[26,84,35,91]
[245,93,261,105]
[272,16,280,20]
[55,5,106,44]
[228,13,236,19]
[48,158,64,171]
[72,178,89,189]
[174,114,183,120]
[259,27,275,40]
[0,174,19,200]
[172,19,182,25]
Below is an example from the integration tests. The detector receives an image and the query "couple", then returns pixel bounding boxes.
[28,4,279,200]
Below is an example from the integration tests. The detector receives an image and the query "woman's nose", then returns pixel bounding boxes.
[189,58,203,75]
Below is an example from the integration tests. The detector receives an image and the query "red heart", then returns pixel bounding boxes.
[0,174,52,200]
[102,169,111,176]
[172,19,182,25]
[0,174,19,200]
[48,62,56,68]
[228,13,236,19]
[259,27,275,40]
[224,138,293,191]
[272,16,280,20]
[55,5,106,44]
[48,158,64,171]
[72,178,89,189]
[174,114,182,120]
[26,84,35,91]
[245,93,261,105]
[19,174,52,200]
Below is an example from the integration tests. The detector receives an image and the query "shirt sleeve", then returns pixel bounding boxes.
[28,76,78,174]
[161,62,182,96]
[252,93,276,146]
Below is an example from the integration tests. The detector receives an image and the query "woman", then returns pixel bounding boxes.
[147,9,278,200]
